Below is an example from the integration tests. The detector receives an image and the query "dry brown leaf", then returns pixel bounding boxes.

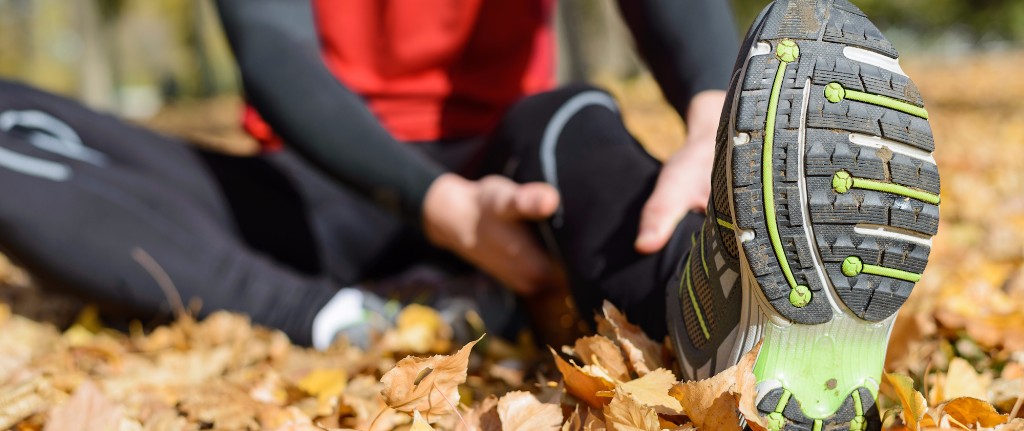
[616,368,682,415]
[551,346,615,408]
[882,372,927,431]
[379,335,482,417]
[43,380,123,431]
[582,406,608,431]
[601,302,663,376]
[562,406,582,431]
[927,397,1007,429]
[574,336,630,382]
[670,345,763,431]
[497,391,562,431]
[410,410,436,431]
[297,369,348,403]
[604,389,660,431]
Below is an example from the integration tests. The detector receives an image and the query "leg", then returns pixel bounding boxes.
[0,80,231,226]
[0,86,339,344]
[483,84,704,339]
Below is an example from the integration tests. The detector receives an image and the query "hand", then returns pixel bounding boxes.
[635,90,726,254]
[422,173,565,296]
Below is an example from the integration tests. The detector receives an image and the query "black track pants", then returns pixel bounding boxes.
[0,80,701,343]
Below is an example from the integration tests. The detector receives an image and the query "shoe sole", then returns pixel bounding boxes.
[722,1,938,430]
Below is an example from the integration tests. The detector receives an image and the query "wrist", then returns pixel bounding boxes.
[685,90,727,141]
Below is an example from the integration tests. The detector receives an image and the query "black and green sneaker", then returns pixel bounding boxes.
[668,1,939,430]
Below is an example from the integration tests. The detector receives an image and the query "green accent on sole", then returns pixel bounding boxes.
[699,224,710,277]
[842,256,922,283]
[823,82,929,119]
[825,82,846,103]
[681,253,711,340]
[832,171,940,204]
[753,314,888,419]
[850,390,866,431]
[767,412,786,431]
[763,40,811,308]
[841,255,864,277]
[716,217,734,230]
[776,390,793,413]
[789,285,812,308]
[776,39,800,63]
[850,416,867,431]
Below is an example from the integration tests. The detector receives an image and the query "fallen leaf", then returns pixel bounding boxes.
[604,389,659,431]
[411,410,436,431]
[43,380,123,431]
[380,335,482,417]
[882,372,927,431]
[297,369,348,403]
[943,357,993,402]
[928,397,1007,428]
[551,347,615,408]
[575,336,630,382]
[616,368,682,415]
[601,301,663,376]
[497,391,562,431]
[562,406,582,431]
[583,406,608,431]
[383,304,453,354]
[670,345,763,431]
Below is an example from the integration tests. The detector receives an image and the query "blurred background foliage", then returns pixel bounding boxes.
[0,0,1021,118]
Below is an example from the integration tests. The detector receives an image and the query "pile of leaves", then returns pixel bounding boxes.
[0,297,1020,431]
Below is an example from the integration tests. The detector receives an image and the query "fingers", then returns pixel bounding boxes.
[513,182,560,220]
[478,175,560,221]
[635,183,686,254]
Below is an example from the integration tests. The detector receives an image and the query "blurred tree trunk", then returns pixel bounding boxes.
[75,0,115,110]
[556,0,643,83]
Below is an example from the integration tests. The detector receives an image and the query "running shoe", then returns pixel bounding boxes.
[668,1,939,430]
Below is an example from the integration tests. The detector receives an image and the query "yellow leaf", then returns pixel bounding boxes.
[882,372,927,431]
[617,368,682,415]
[411,410,436,431]
[380,335,482,417]
[930,397,1007,428]
[384,304,453,354]
[601,301,663,376]
[496,391,562,431]
[944,357,993,402]
[604,389,660,431]
[297,369,348,403]
[551,346,615,408]
[575,335,630,382]
[670,345,763,431]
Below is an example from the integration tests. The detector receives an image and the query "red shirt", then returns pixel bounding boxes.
[245,0,555,146]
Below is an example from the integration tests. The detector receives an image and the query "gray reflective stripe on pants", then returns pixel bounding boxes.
[539,91,618,227]
[0,110,112,181]
[0,110,109,166]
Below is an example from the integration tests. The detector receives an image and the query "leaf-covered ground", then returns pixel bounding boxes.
[1,52,1024,430]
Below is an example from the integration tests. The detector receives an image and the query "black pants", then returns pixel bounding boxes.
[0,80,701,344]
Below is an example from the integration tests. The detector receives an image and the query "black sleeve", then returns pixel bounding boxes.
[213,0,445,220]
[616,0,739,118]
